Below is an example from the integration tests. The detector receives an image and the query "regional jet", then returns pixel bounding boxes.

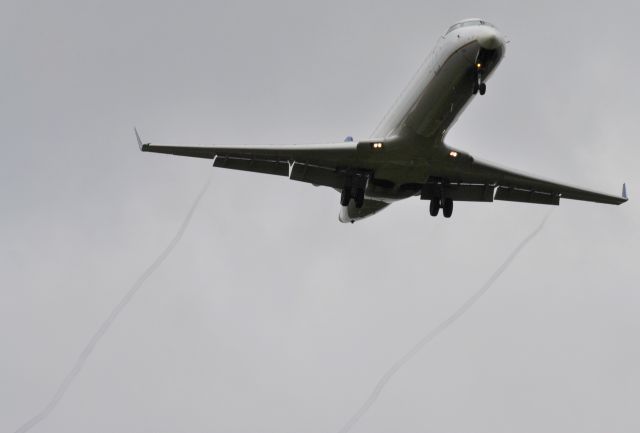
[137,18,627,223]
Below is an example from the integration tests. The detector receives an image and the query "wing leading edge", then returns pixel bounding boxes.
[135,130,362,184]
[135,128,361,172]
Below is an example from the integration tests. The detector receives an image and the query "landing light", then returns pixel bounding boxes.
[449,151,458,157]
[372,142,384,149]
[476,63,482,69]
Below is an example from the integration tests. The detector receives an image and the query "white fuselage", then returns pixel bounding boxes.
[338,20,506,222]
[374,21,505,140]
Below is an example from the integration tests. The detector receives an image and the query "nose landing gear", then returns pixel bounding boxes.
[473,82,487,96]
[472,62,487,95]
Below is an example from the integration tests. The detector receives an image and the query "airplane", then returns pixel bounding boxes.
[137,18,628,223]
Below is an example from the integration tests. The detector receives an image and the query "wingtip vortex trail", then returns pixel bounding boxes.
[12,176,212,433]
[336,211,552,433]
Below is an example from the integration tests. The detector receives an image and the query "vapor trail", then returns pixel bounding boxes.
[13,177,212,433]
[337,213,551,433]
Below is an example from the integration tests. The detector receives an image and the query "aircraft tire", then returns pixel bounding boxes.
[340,188,351,206]
[429,198,440,217]
[442,198,453,218]
[354,188,365,209]
[479,83,486,95]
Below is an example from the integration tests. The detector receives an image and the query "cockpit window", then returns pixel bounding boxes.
[446,20,494,34]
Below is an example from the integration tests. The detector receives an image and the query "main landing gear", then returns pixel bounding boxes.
[340,172,368,209]
[429,198,453,218]
[341,187,365,209]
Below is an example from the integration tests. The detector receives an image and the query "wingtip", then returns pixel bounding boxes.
[622,183,628,200]
[134,127,143,150]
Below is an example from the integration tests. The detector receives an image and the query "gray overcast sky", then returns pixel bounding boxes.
[2,1,639,432]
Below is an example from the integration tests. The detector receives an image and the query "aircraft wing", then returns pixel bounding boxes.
[436,146,628,206]
[135,129,364,189]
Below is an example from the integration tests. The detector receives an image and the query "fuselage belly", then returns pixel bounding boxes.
[362,23,505,203]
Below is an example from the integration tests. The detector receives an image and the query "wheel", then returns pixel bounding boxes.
[442,198,453,218]
[429,198,440,217]
[472,82,478,95]
[479,83,486,95]
[340,188,351,206]
[354,188,365,209]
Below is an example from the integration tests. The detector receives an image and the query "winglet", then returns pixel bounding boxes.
[134,127,145,150]
[622,183,628,200]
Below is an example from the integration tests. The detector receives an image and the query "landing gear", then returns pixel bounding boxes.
[340,187,365,208]
[428,198,454,218]
[340,188,351,206]
[354,188,365,209]
[473,79,486,95]
[340,172,368,209]
[442,198,453,218]
[429,198,440,217]
[472,65,486,96]
[422,177,457,218]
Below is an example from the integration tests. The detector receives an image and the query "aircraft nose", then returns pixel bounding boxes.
[478,27,505,50]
